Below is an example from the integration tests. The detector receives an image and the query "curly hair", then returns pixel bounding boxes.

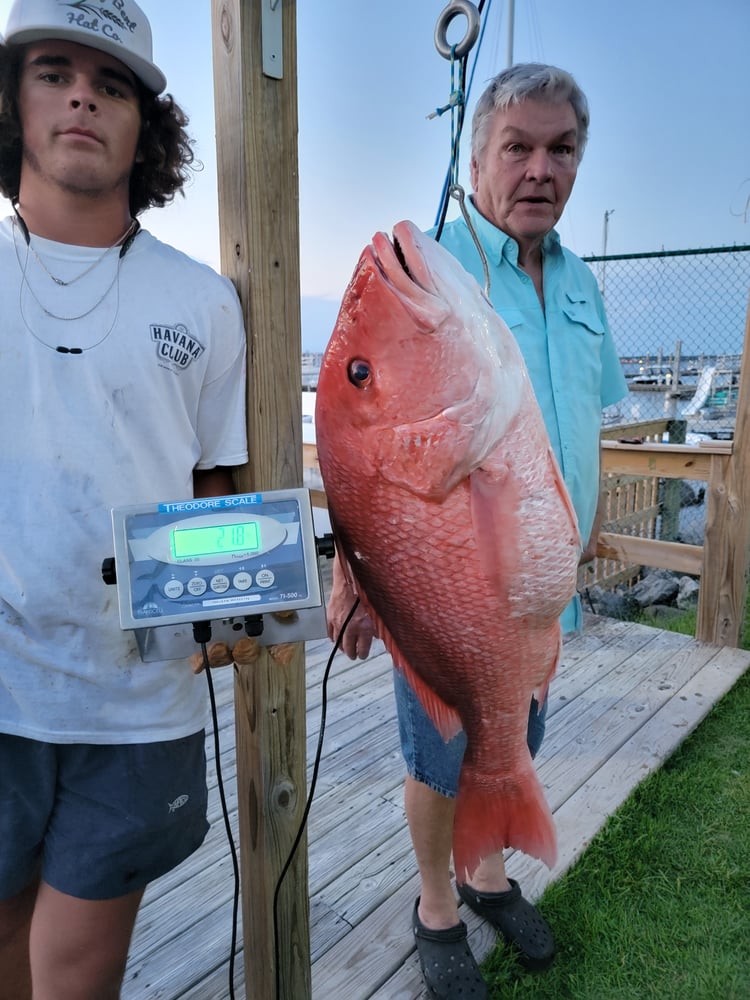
[0,42,195,216]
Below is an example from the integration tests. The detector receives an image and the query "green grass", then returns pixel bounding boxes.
[483,592,750,999]
[635,583,750,647]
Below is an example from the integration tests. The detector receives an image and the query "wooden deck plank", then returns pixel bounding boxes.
[122,622,750,1000]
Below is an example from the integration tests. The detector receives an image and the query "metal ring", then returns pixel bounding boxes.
[434,1,481,60]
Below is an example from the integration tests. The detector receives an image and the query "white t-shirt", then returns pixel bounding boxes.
[0,218,248,743]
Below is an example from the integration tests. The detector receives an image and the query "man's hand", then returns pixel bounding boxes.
[189,636,262,673]
[189,642,233,674]
[327,552,375,660]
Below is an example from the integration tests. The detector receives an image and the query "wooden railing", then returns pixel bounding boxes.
[594,426,750,645]
[588,418,678,590]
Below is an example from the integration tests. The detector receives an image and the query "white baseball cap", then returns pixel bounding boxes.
[4,0,166,93]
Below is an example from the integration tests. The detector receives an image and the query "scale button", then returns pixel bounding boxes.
[233,571,252,591]
[255,568,275,589]
[187,577,207,596]
[210,574,230,594]
[164,579,184,599]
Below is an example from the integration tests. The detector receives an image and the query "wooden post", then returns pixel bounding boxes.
[697,292,750,646]
[660,418,686,541]
[211,3,311,998]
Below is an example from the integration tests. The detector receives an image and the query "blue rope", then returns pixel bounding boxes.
[428,47,464,122]
[430,45,465,227]
[432,0,493,230]
[449,49,464,189]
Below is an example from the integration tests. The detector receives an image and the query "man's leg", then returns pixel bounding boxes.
[405,777,488,998]
[29,882,144,1000]
[404,775,459,929]
[457,694,555,970]
[0,880,38,1000]
[405,775,514,916]
[395,672,487,996]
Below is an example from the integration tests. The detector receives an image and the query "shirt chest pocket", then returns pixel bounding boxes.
[561,294,606,338]
[559,295,607,399]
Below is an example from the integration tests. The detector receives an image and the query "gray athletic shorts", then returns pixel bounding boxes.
[0,732,209,901]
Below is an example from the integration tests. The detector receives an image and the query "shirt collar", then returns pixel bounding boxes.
[464,195,562,266]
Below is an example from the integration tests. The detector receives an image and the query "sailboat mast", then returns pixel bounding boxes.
[506,0,515,66]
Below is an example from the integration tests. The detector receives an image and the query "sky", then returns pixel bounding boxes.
[1,0,749,352]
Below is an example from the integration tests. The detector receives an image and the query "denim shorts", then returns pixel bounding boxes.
[0,732,209,901]
[393,668,548,797]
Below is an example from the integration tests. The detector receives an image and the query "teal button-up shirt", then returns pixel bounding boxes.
[431,199,628,632]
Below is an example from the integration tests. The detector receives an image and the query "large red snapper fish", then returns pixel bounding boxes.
[315,220,581,881]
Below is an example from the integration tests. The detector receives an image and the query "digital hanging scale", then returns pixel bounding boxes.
[104,488,330,662]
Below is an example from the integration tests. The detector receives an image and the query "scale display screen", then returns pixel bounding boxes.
[171,521,261,560]
[110,488,323,630]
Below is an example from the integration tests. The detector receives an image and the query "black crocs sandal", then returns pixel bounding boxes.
[457,880,555,971]
[412,898,488,998]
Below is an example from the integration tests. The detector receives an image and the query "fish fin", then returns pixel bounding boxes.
[469,462,520,595]
[376,418,480,500]
[397,660,464,742]
[348,581,463,741]
[452,760,557,883]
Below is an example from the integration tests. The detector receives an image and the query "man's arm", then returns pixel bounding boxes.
[193,466,236,498]
[327,550,375,660]
[580,491,604,564]
[580,443,606,564]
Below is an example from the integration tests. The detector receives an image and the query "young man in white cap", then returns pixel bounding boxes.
[0,2,248,996]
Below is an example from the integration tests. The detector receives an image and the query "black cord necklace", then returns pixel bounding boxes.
[11,211,141,355]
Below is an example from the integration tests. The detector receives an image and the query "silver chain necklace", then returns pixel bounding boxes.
[11,213,141,354]
[13,210,138,286]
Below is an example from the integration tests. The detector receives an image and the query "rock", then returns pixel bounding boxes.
[640,604,686,626]
[630,569,680,609]
[676,575,700,609]
[680,481,705,507]
[584,584,640,620]
[677,515,705,546]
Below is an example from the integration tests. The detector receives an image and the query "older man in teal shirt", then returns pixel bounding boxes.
[409,64,628,994]
[435,200,627,634]
[326,63,628,998]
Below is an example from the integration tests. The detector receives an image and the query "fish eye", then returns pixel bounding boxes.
[347,359,372,388]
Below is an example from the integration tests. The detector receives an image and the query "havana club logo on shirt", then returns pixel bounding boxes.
[150,324,205,372]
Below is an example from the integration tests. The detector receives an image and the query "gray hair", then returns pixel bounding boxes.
[471,63,590,163]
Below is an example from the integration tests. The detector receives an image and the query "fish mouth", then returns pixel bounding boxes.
[370,221,438,305]
[370,229,419,288]
[392,234,413,279]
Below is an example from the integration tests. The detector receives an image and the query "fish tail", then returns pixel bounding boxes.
[452,764,557,883]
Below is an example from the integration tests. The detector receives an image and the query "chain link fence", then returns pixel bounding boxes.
[578,245,750,602]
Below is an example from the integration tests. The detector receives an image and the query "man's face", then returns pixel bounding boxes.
[17,39,142,202]
[470,98,579,251]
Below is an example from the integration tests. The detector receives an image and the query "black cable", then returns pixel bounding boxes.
[272,597,361,1000]
[197,631,240,1000]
